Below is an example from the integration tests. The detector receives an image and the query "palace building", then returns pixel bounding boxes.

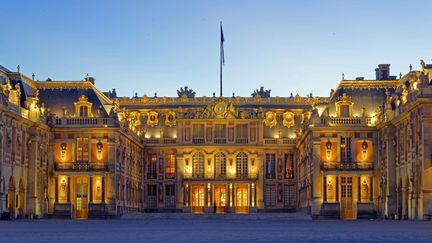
[0,59,431,220]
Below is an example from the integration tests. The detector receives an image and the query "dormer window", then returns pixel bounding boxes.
[74,95,93,117]
[335,93,353,117]
[79,106,88,117]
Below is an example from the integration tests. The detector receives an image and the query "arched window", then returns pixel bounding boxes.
[79,106,89,117]
[192,152,204,178]
[236,152,248,178]
[214,152,226,178]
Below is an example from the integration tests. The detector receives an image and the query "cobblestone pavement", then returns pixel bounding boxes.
[0,213,431,242]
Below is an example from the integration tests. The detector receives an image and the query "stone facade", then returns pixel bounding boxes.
[0,59,431,219]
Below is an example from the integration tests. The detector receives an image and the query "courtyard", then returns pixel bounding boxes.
[0,213,431,242]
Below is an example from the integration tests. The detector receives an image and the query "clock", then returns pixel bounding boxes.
[214,102,227,117]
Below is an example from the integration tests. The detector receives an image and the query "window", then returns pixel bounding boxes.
[76,137,89,162]
[147,184,157,196]
[165,184,175,196]
[192,124,205,138]
[265,153,276,179]
[340,137,352,163]
[192,152,204,178]
[79,106,89,117]
[284,154,294,179]
[340,105,350,117]
[214,152,226,177]
[236,152,248,178]
[165,184,176,208]
[165,154,175,179]
[147,154,157,179]
[236,124,248,139]
[284,184,296,207]
[214,124,226,138]
[265,184,276,207]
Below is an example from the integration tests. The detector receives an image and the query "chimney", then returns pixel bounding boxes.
[356,77,364,81]
[376,64,390,80]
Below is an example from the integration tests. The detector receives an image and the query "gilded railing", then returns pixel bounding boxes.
[55,162,112,171]
[53,117,116,127]
[320,161,373,171]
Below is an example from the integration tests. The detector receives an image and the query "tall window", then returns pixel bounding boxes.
[340,137,352,163]
[236,152,248,178]
[340,105,350,117]
[76,137,89,161]
[192,152,204,178]
[284,153,294,179]
[147,154,157,179]
[214,124,226,138]
[192,124,205,139]
[265,153,276,179]
[236,124,248,139]
[79,106,89,117]
[165,154,176,179]
[214,152,226,178]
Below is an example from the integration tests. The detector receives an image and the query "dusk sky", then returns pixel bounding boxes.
[1,0,431,97]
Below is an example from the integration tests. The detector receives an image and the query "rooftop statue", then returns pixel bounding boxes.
[177,86,196,98]
[251,86,271,98]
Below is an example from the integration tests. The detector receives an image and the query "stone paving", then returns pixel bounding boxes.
[0,213,431,242]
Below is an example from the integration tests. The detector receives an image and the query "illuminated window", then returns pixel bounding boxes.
[192,152,204,178]
[76,137,89,162]
[147,154,157,179]
[236,152,248,178]
[165,154,175,179]
[214,152,226,177]
[340,137,352,163]
[284,154,294,179]
[265,153,276,179]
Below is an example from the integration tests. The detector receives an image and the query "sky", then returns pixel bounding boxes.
[1,0,431,98]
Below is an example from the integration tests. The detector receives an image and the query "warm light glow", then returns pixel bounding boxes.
[274,134,279,139]
[145,134,150,139]
[289,134,296,139]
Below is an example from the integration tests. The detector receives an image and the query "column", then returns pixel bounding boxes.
[369,176,373,202]
[89,177,93,203]
[336,176,339,202]
[55,177,59,203]
[102,176,105,203]
[26,131,39,215]
[311,139,322,216]
[358,176,361,202]
[384,126,397,217]
[67,177,71,203]
[323,176,327,202]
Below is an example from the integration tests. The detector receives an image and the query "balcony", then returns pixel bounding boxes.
[263,138,296,145]
[320,161,373,171]
[55,161,112,171]
[318,117,373,127]
[184,173,258,181]
[53,117,116,128]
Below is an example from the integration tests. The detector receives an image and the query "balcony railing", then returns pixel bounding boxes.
[320,161,373,171]
[55,162,111,171]
[184,173,258,180]
[318,117,373,127]
[263,138,296,145]
[53,117,116,127]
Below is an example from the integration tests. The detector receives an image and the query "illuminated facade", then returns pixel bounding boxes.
[0,59,431,219]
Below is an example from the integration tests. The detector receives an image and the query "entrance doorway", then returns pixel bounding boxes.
[235,184,249,214]
[75,177,88,219]
[340,176,354,219]
[214,184,227,213]
[191,185,205,213]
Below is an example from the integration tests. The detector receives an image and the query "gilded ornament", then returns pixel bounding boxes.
[165,111,177,127]
[264,111,277,128]
[282,111,295,128]
[146,111,159,127]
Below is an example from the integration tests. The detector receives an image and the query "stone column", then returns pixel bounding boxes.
[384,125,397,217]
[26,130,39,216]
[323,176,327,202]
[102,176,105,203]
[89,177,93,203]
[311,138,322,217]
[67,177,70,202]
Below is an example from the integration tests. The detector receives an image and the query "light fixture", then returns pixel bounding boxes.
[97,139,103,160]
[326,139,332,160]
[60,143,67,161]
[362,140,368,159]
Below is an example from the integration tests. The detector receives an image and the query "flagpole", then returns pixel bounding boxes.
[220,21,223,97]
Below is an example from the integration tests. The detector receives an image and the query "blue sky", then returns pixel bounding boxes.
[1,0,431,97]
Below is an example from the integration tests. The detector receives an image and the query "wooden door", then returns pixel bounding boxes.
[235,184,249,214]
[75,177,88,219]
[340,176,354,219]
[191,185,205,213]
[214,184,227,213]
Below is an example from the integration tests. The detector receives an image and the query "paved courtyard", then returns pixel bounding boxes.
[0,213,431,242]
